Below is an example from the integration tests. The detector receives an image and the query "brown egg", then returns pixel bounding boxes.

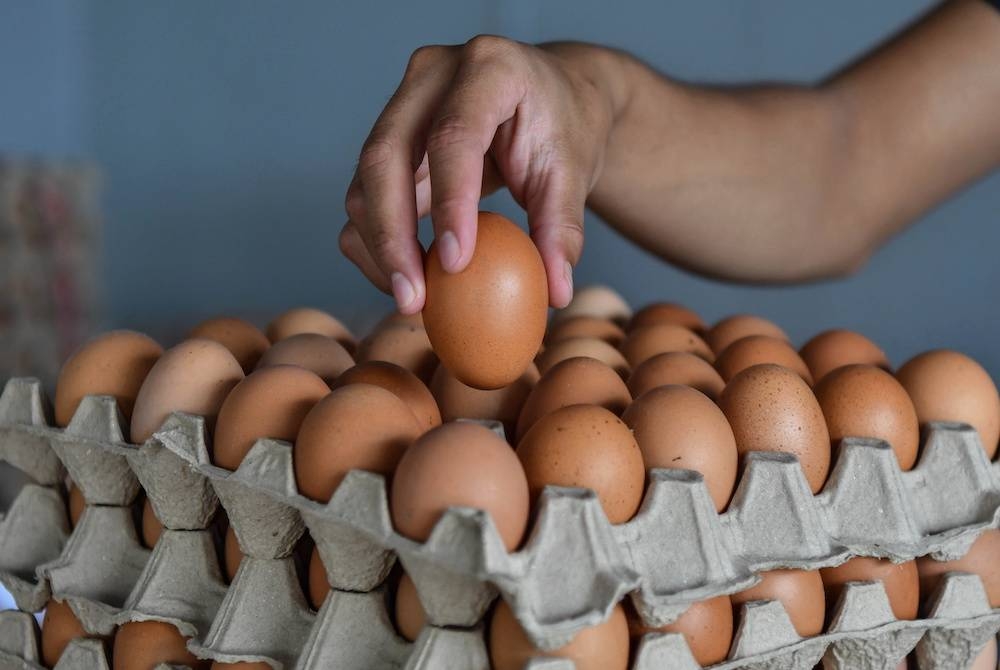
[41,599,96,667]
[212,366,329,470]
[395,573,426,642]
[535,337,630,378]
[706,315,788,355]
[820,557,918,620]
[551,285,632,327]
[731,569,825,637]
[719,364,831,494]
[55,330,163,429]
[391,422,529,551]
[516,357,631,441]
[628,302,705,334]
[814,365,919,471]
[334,361,441,433]
[628,351,726,401]
[255,333,354,384]
[210,662,272,669]
[266,307,355,352]
[973,639,998,670]
[622,386,738,511]
[620,324,714,368]
[67,482,85,528]
[517,405,644,524]
[130,339,244,444]
[357,324,438,384]
[430,362,538,437]
[896,350,1000,458]
[372,309,425,333]
[715,335,813,385]
[223,526,243,582]
[294,384,422,501]
[112,620,207,670]
[490,600,629,670]
[799,329,890,383]
[627,595,733,666]
[307,547,330,609]
[547,316,626,347]
[916,529,1000,607]
[188,317,270,374]
[423,212,548,390]
[141,498,162,549]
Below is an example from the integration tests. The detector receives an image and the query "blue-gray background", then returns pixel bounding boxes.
[3,0,997,374]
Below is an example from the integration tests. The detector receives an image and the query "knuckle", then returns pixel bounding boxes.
[344,186,365,220]
[463,34,511,61]
[427,114,474,153]
[406,45,446,74]
[368,226,399,261]
[358,136,396,177]
[338,224,356,258]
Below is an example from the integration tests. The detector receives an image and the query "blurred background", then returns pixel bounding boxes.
[2,0,997,388]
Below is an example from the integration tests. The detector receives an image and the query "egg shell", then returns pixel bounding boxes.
[223,525,244,583]
[54,330,163,429]
[627,351,726,401]
[423,211,548,390]
[820,557,919,621]
[41,599,96,667]
[551,285,632,327]
[715,335,813,385]
[535,337,630,378]
[390,421,529,551]
[799,329,890,383]
[622,386,738,512]
[308,546,330,609]
[546,316,626,347]
[814,364,920,471]
[210,662,273,669]
[334,361,441,433]
[517,404,645,524]
[916,529,1000,608]
[430,362,538,436]
[395,573,426,642]
[372,309,425,333]
[255,333,354,384]
[212,365,330,470]
[357,324,438,384]
[730,569,825,637]
[516,357,631,442]
[972,638,998,670]
[620,324,714,368]
[627,595,733,667]
[112,620,207,670]
[706,315,788,355]
[489,600,630,670]
[188,317,270,374]
[141,497,163,549]
[266,307,355,352]
[68,482,85,528]
[896,350,1000,458]
[294,383,422,502]
[719,364,831,494]
[130,338,244,444]
[627,302,706,334]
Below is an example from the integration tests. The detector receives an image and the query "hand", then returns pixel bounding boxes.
[340,37,621,313]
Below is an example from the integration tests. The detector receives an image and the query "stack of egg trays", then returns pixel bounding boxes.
[1,376,1000,669]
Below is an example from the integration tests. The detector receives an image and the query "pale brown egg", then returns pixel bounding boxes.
[294,384,422,501]
[516,357,631,442]
[357,324,438,384]
[55,330,163,429]
[41,599,98,667]
[308,547,330,609]
[799,329,890,383]
[622,386,738,511]
[535,337,630,378]
[731,569,825,637]
[430,362,538,437]
[706,315,788,355]
[212,366,329,470]
[972,638,998,670]
[620,324,714,368]
[719,364,831,494]
[334,361,441,433]
[916,529,1000,608]
[188,317,270,374]
[423,212,548,390]
[67,482,85,528]
[628,351,726,401]
[551,285,632,327]
[255,333,354,385]
[395,573,426,642]
[517,405,644,524]
[627,595,733,666]
[112,620,207,670]
[266,307,355,352]
[141,498,162,549]
[390,422,529,551]
[715,335,813,385]
[490,600,629,670]
[223,525,244,583]
[896,350,1000,458]
[627,302,706,334]
[547,316,626,347]
[130,339,244,444]
[814,365,919,471]
[820,557,918,620]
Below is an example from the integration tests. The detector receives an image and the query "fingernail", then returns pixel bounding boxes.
[563,260,574,297]
[391,272,417,311]
[439,231,462,271]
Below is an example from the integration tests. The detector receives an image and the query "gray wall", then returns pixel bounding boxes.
[3,0,998,375]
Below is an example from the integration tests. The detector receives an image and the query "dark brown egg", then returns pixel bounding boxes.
[430,362,538,437]
[67,482,85,528]
[141,498,162,549]
[266,307,355,352]
[731,569,825,637]
[188,317,270,374]
[715,335,813,385]
[627,595,733,666]
[535,337,630,378]
[308,547,330,609]
[620,324,714,368]
[334,361,441,433]
[916,529,1000,607]
[820,557,918,620]
[357,324,438,384]
[547,316,626,347]
[41,599,97,667]
[799,329,889,383]
[627,351,726,401]
[628,302,705,333]
[223,526,243,582]
[706,315,788,355]
[256,333,354,384]
[210,662,272,669]
[394,573,426,642]
[112,620,208,670]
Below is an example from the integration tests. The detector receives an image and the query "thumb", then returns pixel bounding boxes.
[524,169,587,309]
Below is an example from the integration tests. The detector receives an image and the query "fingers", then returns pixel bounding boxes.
[339,219,391,293]
[525,163,588,309]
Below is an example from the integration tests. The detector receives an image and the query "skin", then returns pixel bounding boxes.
[342,0,1000,313]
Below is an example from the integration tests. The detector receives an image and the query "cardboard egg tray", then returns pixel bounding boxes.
[1,375,1000,669]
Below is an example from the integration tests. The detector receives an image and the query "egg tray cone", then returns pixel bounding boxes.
[0,484,67,612]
